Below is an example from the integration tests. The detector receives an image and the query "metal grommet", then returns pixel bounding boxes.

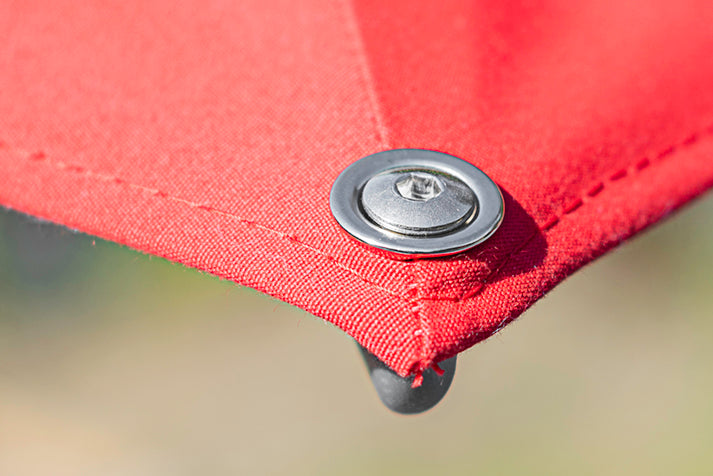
[330,149,504,258]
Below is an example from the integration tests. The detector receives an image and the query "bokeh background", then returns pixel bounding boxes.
[1,192,712,475]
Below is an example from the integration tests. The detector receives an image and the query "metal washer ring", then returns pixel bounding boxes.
[330,149,504,258]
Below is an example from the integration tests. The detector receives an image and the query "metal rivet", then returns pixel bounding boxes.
[361,169,476,237]
[330,149,504,258]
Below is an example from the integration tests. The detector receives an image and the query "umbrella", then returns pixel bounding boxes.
[2,0,712,412]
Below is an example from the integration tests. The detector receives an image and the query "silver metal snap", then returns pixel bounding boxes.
[330,149,504,258]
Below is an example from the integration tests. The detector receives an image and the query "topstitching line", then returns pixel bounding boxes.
[408,124,713,303]
[341,0,429,377]
[3,145,402,300]
[3,123,712,310]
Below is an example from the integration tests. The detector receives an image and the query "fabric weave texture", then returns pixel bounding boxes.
[2,0,713,380]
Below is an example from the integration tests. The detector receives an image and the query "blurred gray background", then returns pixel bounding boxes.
[1,193,712,475]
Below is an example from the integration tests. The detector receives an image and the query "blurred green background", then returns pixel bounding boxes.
[1,194,712,476]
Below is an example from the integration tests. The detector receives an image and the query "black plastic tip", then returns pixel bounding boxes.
[358,344,456,414]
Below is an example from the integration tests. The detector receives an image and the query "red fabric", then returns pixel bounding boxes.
[2,0,712,379]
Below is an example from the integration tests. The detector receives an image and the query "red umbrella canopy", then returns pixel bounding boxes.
[2,0,713,381]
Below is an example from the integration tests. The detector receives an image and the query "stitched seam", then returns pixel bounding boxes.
[2,144,403,300]
[4,125,711,378]
[414,122,713,303]
[343,0,435,366]
[404,123,713,372]
[1,2,394,302]
[340,0,389,148]
[3,122,711,310]
[406,270,428,382]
